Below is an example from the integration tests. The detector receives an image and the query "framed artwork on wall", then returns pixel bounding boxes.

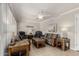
[48,24,57,33]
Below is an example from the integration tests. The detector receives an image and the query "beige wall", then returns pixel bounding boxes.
[56,10,79,50]
[41,9,79,50]
[17,20,40,34]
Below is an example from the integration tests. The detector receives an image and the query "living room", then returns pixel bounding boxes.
[0,3,79,56]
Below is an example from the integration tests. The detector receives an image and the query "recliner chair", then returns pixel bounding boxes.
[18,31,27,40]
[45,33,57,46]
[34,31,43,38]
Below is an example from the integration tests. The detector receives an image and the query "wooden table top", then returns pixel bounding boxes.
[9,39,29,48]
[33,38,45,42]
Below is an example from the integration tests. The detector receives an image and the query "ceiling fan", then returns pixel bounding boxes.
[36,10,53,20]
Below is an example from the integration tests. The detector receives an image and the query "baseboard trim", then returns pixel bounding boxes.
[70,47,79,51]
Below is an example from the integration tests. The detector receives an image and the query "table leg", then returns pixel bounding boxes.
[8,48,11,56]
[26,46,29,56]
[36,42,39,48]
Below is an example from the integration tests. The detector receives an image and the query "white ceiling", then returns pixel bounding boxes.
[9,3,79,23]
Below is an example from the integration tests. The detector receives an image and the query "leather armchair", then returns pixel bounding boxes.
[18,31,27,40]
[45,33,57,46]
[34,31,43,38]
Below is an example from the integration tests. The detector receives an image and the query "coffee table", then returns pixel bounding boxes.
[32,38,45,48]
[8,39,30,56]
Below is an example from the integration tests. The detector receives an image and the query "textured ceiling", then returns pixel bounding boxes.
[8,3,79,23]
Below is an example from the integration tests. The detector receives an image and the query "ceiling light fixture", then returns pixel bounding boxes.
[61,27,68,32]
[38,15,44,19]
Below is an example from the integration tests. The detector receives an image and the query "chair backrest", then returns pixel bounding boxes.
[35,31,43,38]
[19,31,25,36]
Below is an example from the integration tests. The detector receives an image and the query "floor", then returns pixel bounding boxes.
[30,44,79,56]
[5,44,79,56]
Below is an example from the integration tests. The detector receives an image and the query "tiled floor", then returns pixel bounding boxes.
[30,44,79,56]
